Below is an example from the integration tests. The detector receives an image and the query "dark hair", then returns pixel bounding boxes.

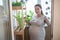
[35,4,43,15]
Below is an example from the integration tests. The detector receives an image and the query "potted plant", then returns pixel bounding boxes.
[13,11,23,31]
[13,10,34,31]
[24,10,34,26]
[12,1,25,10]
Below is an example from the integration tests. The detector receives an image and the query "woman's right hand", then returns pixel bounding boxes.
[25,20,31,25]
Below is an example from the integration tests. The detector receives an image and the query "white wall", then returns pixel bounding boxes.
[53,0,60,40]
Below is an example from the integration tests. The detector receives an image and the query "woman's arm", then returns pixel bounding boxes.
[44,16,51,26]
[25,20,31,26]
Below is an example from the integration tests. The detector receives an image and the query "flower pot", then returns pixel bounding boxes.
[12,6,26,10]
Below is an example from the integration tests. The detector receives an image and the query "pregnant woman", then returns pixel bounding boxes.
[29,4,50,40]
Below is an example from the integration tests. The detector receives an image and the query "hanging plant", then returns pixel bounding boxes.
[20,0,28,3]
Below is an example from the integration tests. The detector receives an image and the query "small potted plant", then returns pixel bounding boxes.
[12,1,25,10]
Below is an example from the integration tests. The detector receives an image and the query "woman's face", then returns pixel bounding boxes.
[35,6,41,15]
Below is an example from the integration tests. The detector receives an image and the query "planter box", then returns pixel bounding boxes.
[12,6,26,10]
[14,29,24,40]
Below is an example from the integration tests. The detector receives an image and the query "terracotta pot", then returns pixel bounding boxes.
[12,6,26,10]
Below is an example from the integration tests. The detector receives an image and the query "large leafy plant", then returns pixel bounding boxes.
[13,11,23,30]
[13,10,34,31]
[24,10,34,26]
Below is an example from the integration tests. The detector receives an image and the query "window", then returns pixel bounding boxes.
[41,0,51,22]
[0,0,3,5]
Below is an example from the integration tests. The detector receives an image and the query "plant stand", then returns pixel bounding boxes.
[14,28,24,40]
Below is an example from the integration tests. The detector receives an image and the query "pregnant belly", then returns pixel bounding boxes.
[29,26,45,37]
